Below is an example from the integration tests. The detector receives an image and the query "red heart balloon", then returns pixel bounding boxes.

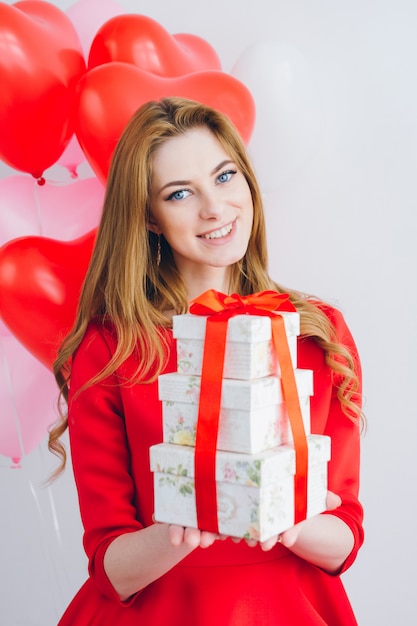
[76,62,256,183]
[0,230,95,369]
[88,14,221,74]
[0,1,86,178]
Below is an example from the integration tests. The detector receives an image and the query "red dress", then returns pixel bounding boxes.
[60,306,364,625]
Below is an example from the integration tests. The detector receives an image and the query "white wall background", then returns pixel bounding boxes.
[1,0,416,624]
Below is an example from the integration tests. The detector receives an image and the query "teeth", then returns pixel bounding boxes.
[202,223,233,239]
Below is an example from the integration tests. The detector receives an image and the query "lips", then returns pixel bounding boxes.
[199,221,234,240]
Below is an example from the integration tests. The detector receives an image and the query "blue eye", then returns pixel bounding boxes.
[167,189,191,201]
[217,170,236,184]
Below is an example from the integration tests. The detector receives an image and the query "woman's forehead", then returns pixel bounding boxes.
[151,128,232,181]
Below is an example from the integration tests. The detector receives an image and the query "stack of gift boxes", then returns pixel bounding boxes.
[150,310,331,542]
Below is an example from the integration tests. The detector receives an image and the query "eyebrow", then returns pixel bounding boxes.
[157,159,235,195]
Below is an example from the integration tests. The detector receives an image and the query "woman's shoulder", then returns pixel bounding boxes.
[305,298,360,363]
[74,317,118,364]
[84,315,117,340]
[75,316,174,374]
[84,316,117,340]
[305,298,350,332]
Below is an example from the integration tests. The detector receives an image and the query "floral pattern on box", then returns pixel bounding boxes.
[150,436,330,541]
[152,466,296,540]
[163,409,197,447]
[160,373,312,453]
[157,463,194,496]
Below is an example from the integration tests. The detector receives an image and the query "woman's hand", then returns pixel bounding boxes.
[259,490,342,551]
[254,490,352,574]
[228,491,343,553]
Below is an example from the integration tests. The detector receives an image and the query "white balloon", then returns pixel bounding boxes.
[232,41,325,192]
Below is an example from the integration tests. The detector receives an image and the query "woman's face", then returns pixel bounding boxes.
[149,127,254,292]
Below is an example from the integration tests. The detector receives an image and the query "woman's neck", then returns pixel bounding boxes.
[185,273,231,304]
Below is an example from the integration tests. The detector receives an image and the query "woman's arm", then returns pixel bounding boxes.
[67,323,225,602]
[104,524,223,601]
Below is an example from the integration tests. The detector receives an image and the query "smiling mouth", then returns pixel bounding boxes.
[199,222,234,240]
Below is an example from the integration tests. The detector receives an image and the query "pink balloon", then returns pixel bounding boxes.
[0,334,58,463]
[0,320,10,337]
[0,175,104,245]
[56,135,86,177]
[66,0,127,59]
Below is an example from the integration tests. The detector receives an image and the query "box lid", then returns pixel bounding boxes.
[158,369,313,409]
[173,312,300,342]
[150,434,330,487]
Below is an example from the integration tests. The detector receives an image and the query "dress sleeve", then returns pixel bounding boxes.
[320,306,365,574]
[67,321,143,602]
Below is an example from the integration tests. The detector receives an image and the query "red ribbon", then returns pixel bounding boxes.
[189,289,309,533]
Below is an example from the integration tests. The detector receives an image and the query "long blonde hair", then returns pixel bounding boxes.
[49,97,363,475]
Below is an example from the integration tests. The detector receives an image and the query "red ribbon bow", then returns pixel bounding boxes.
[189,290,295,316]
[189,289,309,534]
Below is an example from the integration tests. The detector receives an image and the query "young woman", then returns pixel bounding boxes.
[49,97,364,625]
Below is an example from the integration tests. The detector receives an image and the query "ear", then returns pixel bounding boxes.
[147,215,162,235]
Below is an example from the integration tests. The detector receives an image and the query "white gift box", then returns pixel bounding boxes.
[158,370,313,453]
[173,312,300,380]
[150,434,330,542]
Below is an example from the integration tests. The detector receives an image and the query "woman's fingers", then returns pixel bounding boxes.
[326,491,342,510]
[168,525,226,548]
[168,524,186,546]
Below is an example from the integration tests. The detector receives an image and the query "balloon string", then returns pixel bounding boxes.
[0,340,72,614]
[37,446,62,545]
[37,443,73,591]
[33,178,44,237]
[0,338,26,466]
[47,481,62,545]
[32,171,87,235]
[25,466,66,616]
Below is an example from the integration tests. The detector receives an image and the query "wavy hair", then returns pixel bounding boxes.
[48,97,363,476]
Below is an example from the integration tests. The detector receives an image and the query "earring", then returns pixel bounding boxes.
[157,235,161,266]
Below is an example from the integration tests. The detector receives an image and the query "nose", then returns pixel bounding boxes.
[198,189,224,220]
